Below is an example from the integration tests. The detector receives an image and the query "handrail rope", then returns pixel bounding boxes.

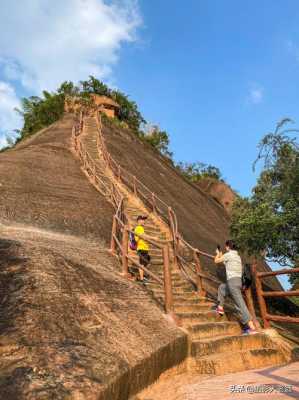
[93,112,225,299]
[74,114,172,290]
[97,115,175,223]
[95,112,216,266]
[96,114,173,211]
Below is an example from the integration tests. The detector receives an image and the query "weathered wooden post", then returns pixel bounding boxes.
[244,283,261,330]
[252,262,270,328]
[122,226,129,277]
[152,193,157,213]
[133,176,138,196]
[93,164,97,184]
[193,250,206,297]
[168,207,178,269]
[162,244,173,314]
[110,216,117,254]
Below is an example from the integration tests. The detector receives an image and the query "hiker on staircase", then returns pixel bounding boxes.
[214,240,258,335]
[134,215,153,283]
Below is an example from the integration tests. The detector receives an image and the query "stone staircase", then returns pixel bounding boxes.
[78,115,288,377]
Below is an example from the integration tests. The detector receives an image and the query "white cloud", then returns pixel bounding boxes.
[0,81,22,147]
[0,0,142,148]
[248,85,264,104]
[0,0,142,92]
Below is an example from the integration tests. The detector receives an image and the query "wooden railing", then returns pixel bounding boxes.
[94,111,261,327]
[72,111,175,316]
[253,265,299,328]
[110,193,175,314]
[73,110,298,329]
[72,111,114,201]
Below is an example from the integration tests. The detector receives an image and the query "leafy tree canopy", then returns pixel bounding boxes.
[230,119,299,284]
[13,76,146,144]
[9,75,223,186]
[175,161,223,182]
[141,124,173,159]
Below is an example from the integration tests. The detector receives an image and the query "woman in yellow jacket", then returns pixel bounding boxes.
[134,215,151,282]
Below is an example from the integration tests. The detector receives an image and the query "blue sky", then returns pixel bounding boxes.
[114,0,299,197]
[0,1,297,287]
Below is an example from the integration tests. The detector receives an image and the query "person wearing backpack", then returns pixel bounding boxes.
[214,240,257,335]
[134,215,151,283]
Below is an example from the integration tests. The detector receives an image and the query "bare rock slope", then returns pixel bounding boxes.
[0,116,187,399]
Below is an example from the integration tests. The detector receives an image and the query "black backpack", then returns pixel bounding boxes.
[242,263,252,289]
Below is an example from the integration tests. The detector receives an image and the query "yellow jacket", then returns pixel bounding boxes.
[134,225,149,251]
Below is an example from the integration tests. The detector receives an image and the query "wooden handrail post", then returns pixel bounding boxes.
[162,244,173,314]
[168,207,178,268]
[122,226,129,277]
[110,183,115,204]
[244,285,261,330]
[252,262,270,328]
[93,164,97,183]
[110,216,117,254]
[133,176,137,196]
[152,193,157,213]
[193,250,206,297]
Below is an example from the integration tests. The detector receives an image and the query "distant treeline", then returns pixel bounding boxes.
[4,76,222,182]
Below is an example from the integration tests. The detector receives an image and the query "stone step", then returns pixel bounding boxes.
[146,282,191,292]
[126,213,157,221]
[147,279,192,288]
[150,286,194,296]
[174,304,214,313]
[156,273,183,280]
[177,311,227,324]
[174,298,213,306]
[126,208,148,214]
[129,257,163,266]
[187,321,242,340]
[148,249,165,256]
[190,347,286,375]
[191,333,273,358]
[151,290,199,299]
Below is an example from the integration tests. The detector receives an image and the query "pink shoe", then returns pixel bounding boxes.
[216,305,224,316]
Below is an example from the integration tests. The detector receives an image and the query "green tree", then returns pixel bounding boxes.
[231,119,299,285]
[80,76,110,97]
[57,81,79,97]
[15,91,65,140]
[11,76,147,145]
[79,76,145,131]
[175,161,222,182]
[143,125,173,158]
[111,89,145,132]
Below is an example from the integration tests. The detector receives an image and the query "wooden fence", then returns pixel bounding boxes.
[72,110,299,329]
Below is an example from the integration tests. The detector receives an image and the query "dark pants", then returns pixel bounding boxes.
[137,250,151,267]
